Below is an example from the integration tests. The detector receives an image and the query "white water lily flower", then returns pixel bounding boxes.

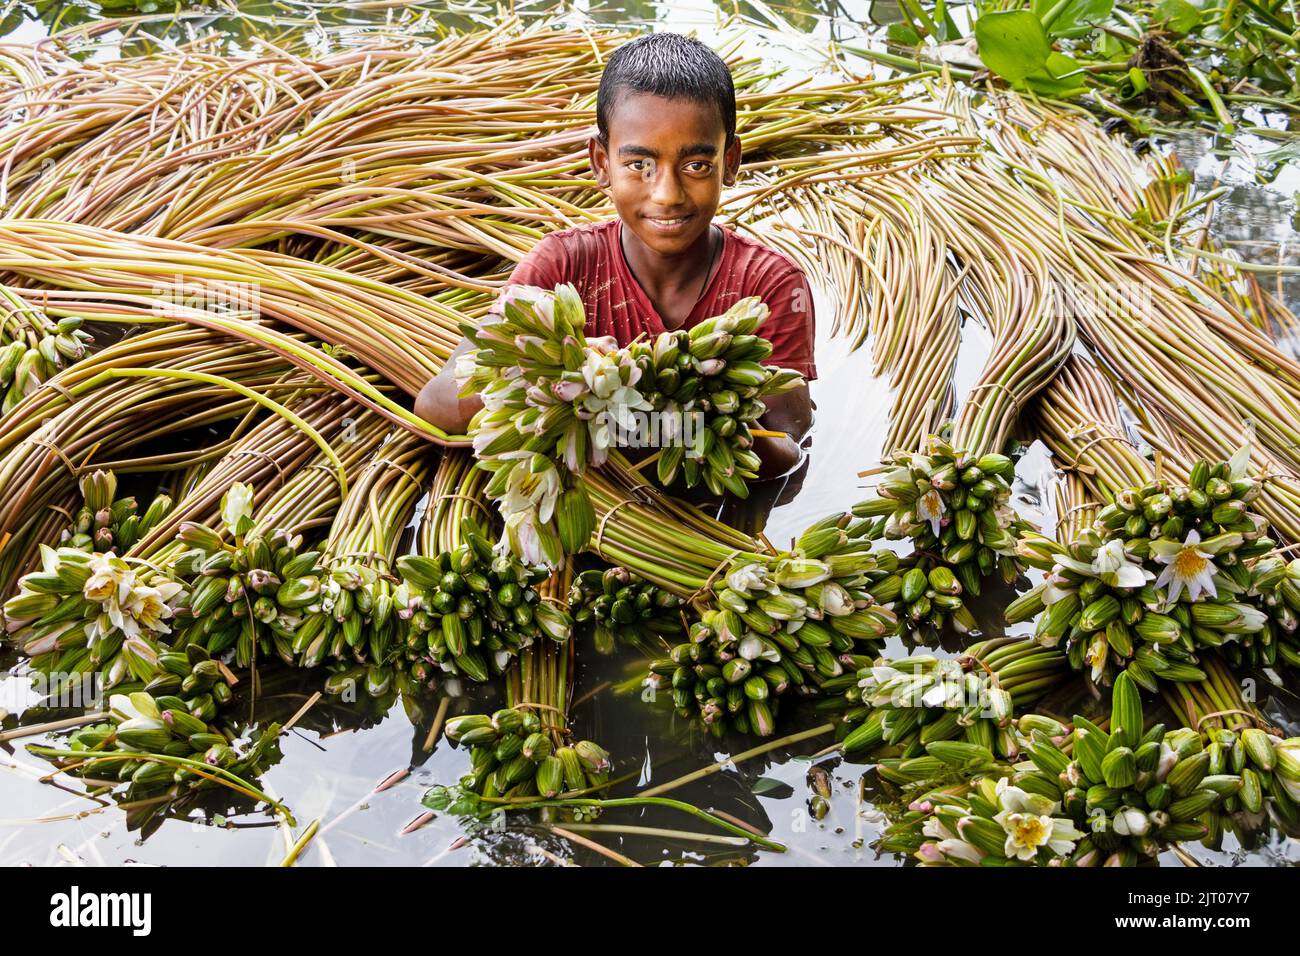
[585,335,619,355]
[109,693,152,723]
[83,552,135,605]
[221,482,255,533]
[498,456,561,524]
[1111,807,1151,837]
[726,564,771,596]
[817,581,853,616]
[479,387,514,415]
[993,809,1076,861]
[920,678,964,710]
[1042,572,1077,606]
[105,598,139,640]
[530,291,556,331]
[1051,553,1095,577]
[868,664,904,685]
[1227,442,1251,481]
[919,680,949,709]
[936,838,985,864]
[503,510,547,566]
[117,715,166,734]
[995,777,1059,816]
[935,659,964,680]
[121,582,182,635]
[737,634,766,661]
[605,388,654,432]
[1092,538,1151,589]
[915,487,946,538]
[1151,529,1218,603]
[914,843,947,865]
[992,504,1017,531]
[453,350,480,386]
[1084,633,1108,683]
[587,414,613,468]
[491,283,548,317]
[580,351,650,446]
[1234,603,1267,632]
[580,351,626,400]
[922,817,957,841]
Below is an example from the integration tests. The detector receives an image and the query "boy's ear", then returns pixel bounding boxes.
[589,136,611,190]
[722,135,742,187]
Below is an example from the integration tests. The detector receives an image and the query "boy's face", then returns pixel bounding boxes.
[590,92,741,258]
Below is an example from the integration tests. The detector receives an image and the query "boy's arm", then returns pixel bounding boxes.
[414,337,481,435]
[748,263,816,480]
[752,385,812,480]
[416,239,568,432]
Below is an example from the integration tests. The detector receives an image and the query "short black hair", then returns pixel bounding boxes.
[596,33,736,148]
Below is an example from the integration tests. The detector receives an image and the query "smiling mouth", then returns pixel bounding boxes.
[644,214,693,228]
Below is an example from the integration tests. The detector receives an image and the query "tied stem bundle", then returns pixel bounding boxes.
[831,637,1069,762]
[853,435,1026,634]
[1008,448,1289,687]
[878,672,1300,866]
[394,449,572,687]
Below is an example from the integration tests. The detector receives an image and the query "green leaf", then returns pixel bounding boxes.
[1155,0,1201,34]
[934,0,962,41]
[1021,51,1090,97]
[886,21,923,45]
[1033,0,1114,38]
[868,0,906,24]
[975,10,1051,84]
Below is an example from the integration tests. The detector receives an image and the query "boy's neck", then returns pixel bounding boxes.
[618,220,719,301]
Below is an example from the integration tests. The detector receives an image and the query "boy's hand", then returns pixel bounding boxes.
[752,385,812,480]
[415,338,482,436]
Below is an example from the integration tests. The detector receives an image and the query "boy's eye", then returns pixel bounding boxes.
[685,161,712,173]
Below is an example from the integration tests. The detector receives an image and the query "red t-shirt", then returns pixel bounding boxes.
[507,219,817,380]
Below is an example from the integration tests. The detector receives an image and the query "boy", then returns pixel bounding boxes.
[416,32,816,480]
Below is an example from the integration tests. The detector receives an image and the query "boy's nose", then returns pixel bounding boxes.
[649,166,686,205]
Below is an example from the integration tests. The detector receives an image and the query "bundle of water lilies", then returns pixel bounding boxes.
[828,638,1070,761]
[568,565,686,655]
[854,436,1026,635]
[172,493,326,671]
[28,685,285,807]
[456,283,803,564]
[394,517,572,684]
[4,541,192,689]
[0,283,94,417]
[1006,450,1289,688]
[644,514,899,738]
[875,674,1300,866]
[443,707,611,801]
[59,471,175,556]
[293,436,434,711]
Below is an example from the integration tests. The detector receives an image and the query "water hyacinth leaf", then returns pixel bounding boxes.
[974,11,1050,84]
[1155,0,1201,34]
[1022,53,1089,97]
[887,22,923,45]
[1032,0,1114,38]
[868,0,906,22]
